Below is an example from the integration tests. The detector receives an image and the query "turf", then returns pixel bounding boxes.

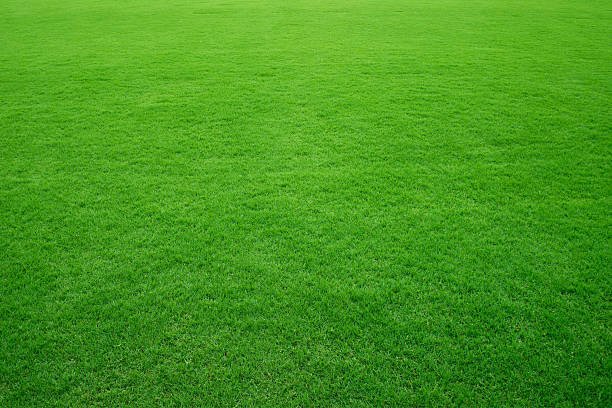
[1,0,610,406]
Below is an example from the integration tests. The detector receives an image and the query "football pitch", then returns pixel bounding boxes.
[1,0,610,405]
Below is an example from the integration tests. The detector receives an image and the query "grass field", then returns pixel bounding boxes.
[1,0,610,406]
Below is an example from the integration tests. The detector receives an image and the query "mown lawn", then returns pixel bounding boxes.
[1,0,610,406]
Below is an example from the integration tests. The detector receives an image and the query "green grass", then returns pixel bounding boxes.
[1,0,610,406]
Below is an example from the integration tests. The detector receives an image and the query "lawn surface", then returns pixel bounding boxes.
[1,0,610,406]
